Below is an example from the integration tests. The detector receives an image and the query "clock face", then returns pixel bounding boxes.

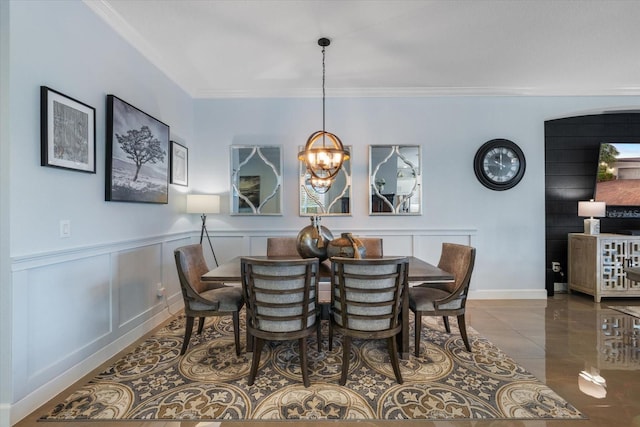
[474,139,526,190]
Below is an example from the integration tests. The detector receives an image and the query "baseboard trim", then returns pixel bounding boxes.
[9,299,183,425]
[0,403,10,427]
[469,289,548,300]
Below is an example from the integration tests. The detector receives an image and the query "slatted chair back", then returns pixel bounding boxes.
[330,256,409,384]
[241,257,320,386]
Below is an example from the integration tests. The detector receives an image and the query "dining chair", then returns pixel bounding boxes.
[241,257,321,387]
[266,237,299,257]
[358,237,383,257]
[409,243,476,355]
[174,244,244,356]
[330,256,409,385]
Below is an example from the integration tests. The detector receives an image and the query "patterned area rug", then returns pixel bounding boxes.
[41,313,584,421]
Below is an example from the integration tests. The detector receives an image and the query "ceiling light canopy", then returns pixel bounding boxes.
[299,37,349,192]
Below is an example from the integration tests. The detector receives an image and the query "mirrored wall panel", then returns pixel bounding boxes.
[369,145,421,215]
[300,145,351,216]
[230,145,282,215]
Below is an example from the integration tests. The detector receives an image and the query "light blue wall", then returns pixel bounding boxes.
[9,0,195,257]
[192,96,640,294]
[1,0,12,425]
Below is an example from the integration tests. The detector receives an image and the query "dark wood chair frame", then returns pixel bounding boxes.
[410,243,476,356]
[241,257,321,387]
[329,256,409,385]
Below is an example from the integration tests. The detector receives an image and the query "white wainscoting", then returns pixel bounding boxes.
[9,227,476,424]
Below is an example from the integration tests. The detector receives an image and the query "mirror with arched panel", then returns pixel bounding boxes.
[299,145,351,216]
[369,145,421,215]
[230,145,282,215]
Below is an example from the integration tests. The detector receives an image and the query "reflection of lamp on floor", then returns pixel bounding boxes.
[186,194,220,266]
[578,199,606,235]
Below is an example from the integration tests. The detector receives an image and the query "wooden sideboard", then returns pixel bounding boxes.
[568,233,640,302]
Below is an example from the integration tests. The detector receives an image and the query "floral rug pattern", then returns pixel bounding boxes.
[41,313,585,421]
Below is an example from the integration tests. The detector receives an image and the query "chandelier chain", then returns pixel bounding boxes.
[322,44,326,139]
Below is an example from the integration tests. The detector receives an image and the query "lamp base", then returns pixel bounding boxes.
[584,218,600,235]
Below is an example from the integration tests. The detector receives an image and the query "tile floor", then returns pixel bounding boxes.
[14,293,640,427]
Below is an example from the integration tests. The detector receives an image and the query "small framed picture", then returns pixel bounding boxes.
[40,86,96,173]
[170,141,188,186]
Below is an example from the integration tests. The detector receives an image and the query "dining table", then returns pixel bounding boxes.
[202,255,454,359]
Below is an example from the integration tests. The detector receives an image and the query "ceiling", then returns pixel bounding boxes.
[86,0,640,99]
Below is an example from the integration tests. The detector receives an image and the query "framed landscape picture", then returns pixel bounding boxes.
[106,95,170,203]
[238,175,260,212]
[40,86,96,173]
[170,141,188,186]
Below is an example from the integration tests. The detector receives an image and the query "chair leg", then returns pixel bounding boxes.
[197,316,206,334]
[316,321,322,353]
[181,316,195,355]
[246,325,253,353]
[299,337,310,387]
[457,314,472,352]
[248,337,263,386]
[232,311,241,356]
[443,316,451,333]
[414,312,422,357]
[387,336,403,384]
[340,335,351,386]
[328,319,333,351]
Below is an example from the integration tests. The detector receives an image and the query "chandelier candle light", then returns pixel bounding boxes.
[299,37,349,192]
[578,199,606,235]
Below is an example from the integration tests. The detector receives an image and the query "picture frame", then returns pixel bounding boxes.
[238,175,261,213]
[40,86,96,173]
[170,141,188,186]
[106,95,170,204]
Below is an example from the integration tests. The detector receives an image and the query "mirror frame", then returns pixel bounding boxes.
[230,145,282,216]
[369,144,422,215]
[299,145,352,216]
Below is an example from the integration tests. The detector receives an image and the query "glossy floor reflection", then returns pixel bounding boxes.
[15,293,640,427]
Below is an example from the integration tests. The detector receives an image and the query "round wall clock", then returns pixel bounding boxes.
[473,139,526,191]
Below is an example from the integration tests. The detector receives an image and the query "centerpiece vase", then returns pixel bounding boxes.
[296,216,333,261]
[327,232,366,259]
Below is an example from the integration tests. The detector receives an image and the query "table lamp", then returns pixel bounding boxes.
[578,199,606,235]
[186,194,220,266]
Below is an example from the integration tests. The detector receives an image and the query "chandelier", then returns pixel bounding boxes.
[299,38,349,191]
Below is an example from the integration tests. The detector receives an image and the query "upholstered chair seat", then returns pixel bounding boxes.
[409,287,464,311]
[193,287,245,312]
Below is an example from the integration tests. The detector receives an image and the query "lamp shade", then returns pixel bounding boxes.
[578,200,606,218]
[186,194,220,214]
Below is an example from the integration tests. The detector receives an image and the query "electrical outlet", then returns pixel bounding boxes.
[552,262,561,273]
[156,283,165,297]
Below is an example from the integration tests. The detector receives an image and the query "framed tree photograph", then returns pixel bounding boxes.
[106,95,170,203]
[170,141,188,186]
[40,86,96,173]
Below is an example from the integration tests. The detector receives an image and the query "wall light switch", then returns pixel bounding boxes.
[59,220,71,238]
